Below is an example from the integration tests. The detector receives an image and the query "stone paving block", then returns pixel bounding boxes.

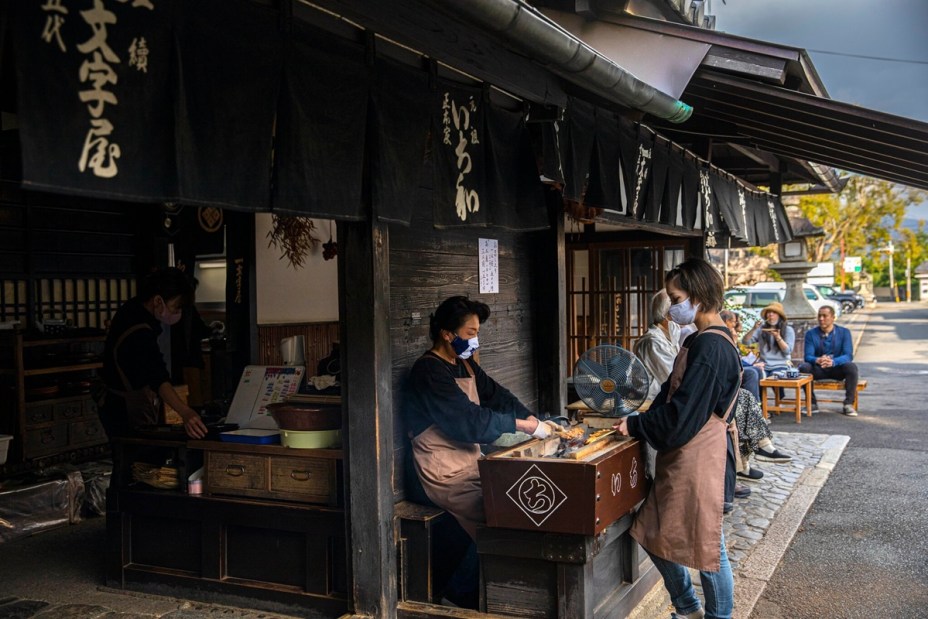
[34,604,109,618]
[0,600,51,619]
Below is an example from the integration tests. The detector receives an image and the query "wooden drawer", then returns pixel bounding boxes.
[70,417,106,446]
[25,403,55,425]
[207,452,267,496]
[25,423,69,456]
[54,399,85,422]
[270,456,334,505]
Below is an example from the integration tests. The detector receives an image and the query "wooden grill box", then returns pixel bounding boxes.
[478,437,646,536]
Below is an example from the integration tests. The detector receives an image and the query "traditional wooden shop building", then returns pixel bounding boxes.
[1,1,927,619]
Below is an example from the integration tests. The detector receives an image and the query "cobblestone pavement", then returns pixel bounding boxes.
[724,431,832,570]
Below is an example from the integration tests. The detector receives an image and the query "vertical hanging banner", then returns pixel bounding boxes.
[619,123,654,220]
[680,153,701,230]
[644,139,669,223]
[483,103,547,231]
[700,169,723,248]
[559,98,595,203]
[585,107,621,211]
[371,57,430,225]
[662,150,686,226]
[9,0,176,201]
[174,0,282,211]
[433,81,488,227]
[274,23,369,220]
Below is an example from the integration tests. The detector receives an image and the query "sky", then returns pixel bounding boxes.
[709,0,928,220]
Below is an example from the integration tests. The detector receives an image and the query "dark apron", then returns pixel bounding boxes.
[107,323,161,431]
[630,328,740,571]
[411,358,484,541]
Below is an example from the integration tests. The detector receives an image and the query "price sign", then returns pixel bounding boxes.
[843,257,862,273]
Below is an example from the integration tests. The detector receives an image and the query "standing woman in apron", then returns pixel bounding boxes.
[100,268,208,441]
[404,296,551,607]
[614,258,742,619]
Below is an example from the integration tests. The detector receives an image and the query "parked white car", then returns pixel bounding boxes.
[725,282,841,320]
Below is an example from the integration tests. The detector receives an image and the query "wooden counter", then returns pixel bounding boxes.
[106,436,347,615]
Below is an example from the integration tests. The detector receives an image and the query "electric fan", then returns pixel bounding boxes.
[573,345,652,417]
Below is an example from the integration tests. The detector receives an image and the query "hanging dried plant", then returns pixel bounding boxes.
[267,215,321,269]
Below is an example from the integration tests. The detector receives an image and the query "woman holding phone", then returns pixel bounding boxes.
[742,301,795,376]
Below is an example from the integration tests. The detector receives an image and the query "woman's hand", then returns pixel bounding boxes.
[516,415,549,438]
[181,409,208,439]
[612,417,630,437]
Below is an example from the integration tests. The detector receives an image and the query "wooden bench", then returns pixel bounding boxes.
[813,379,868,410]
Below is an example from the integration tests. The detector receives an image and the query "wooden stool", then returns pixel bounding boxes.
[759,374,814,423]
[813,378,868,411]
[394,500,449,603]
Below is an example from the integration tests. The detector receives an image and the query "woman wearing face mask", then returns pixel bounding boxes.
[613,258,742,619]
[100,267,208,441]
[405,296,548,540]
[742,302,795,376]
[403,296,548,607]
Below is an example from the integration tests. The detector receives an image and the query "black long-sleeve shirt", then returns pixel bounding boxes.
[627,326,740,452]
[404,351,533,444]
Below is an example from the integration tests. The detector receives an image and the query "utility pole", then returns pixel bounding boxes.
[906,254,912,303]
[887,242,898,303]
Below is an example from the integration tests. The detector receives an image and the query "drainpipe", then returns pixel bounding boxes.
[444,0,693,123]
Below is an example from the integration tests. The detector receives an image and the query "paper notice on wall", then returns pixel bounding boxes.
[479,238,499,294]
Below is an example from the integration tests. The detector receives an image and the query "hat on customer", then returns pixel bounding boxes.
[762,301,787,321]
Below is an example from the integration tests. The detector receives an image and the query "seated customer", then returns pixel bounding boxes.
[742,302,795,375]
[720,310,762,400]
[634,290,681,401]
[798,306,860,416]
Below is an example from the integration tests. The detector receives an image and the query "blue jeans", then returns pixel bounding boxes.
[741,365,761,400]
[646,531,733,619]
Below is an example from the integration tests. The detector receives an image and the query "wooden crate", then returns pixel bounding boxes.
[478,437,646,536]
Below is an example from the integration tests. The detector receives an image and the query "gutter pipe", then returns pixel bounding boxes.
[445,0,693,123]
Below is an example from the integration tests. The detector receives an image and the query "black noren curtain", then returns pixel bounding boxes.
[644,140,669,223]
[273,25,369,219]
[539,122,565,186]
[662,149,686,226]
[9,0,176,200]
[371,57,430,225]
[680,154,700,230]
[175,0,282,211]
[701,169,726,248]
[432,80,488,227]
[484,104,547,231]
[768,195,794,243]
[711,172,743,241]
[585,108,620,210]
[619,122,653,220]
[560,98,595,203]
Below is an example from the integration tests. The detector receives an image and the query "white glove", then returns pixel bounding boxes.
[531,420,552,439]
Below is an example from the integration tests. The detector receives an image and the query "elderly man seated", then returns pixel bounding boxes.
[720,310,763,400]
[799,305,860,416]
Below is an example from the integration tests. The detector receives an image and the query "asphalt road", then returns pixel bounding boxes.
[750,303,928,618]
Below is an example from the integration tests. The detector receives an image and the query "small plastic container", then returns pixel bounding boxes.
[187,479,203,495]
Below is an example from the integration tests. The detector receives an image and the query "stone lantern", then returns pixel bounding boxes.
[770,217,824,360]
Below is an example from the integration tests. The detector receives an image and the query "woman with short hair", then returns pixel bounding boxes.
[614,258,741,619]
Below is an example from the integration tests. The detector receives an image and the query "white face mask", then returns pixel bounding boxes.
[668,297,699,325]
[451,334,480,360]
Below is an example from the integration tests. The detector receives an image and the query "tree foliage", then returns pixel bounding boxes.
[797,177,926,287]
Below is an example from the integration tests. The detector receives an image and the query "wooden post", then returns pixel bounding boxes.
[339,219,397,617]
[535,191,568,417]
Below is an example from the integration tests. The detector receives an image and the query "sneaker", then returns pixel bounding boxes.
[737,467,764,482]
[734,483,751,499]
[843,404,858,417]
[755,447,793,463]
[809,405,821,414]
[723,501,734,515]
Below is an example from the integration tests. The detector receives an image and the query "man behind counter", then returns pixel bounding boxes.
[100,268,208,440]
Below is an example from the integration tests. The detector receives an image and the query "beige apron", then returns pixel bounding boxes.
[411,358,485,541]
[630,328,740,571]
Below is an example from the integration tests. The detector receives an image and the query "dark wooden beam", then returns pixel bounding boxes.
[534,192,567,418]
[339,218,397,616]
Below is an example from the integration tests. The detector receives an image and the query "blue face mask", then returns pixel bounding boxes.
[451,334,480,360]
